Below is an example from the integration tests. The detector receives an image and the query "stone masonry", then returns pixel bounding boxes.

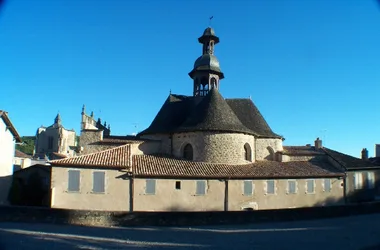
[172,132,255,164]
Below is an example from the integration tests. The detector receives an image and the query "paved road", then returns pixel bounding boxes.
[0,213,380,250]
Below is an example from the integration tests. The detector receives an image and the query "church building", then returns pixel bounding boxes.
[49,27,380,212]
[34,114,77,159]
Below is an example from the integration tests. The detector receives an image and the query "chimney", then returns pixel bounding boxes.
[375,144,380,157]
[361,148,368,160]
[314,137,322,149]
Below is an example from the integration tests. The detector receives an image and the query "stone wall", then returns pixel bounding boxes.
[79,130,103,155]
[130,141,161,155]
[255,138,283,161]
[1,202,380,227]
[140,134,171,155]
[280,154,327,162]
[172,132,255,164]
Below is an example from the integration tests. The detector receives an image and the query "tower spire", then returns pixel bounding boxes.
[189,27,224,97]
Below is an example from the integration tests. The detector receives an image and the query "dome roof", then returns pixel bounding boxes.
[198,27,219,44]
[193,54,221,72]
[203,27,216,36]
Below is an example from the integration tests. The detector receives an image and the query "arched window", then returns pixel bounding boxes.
[183,144,193,161]
[210,77,217,89]
[244,143,252,161]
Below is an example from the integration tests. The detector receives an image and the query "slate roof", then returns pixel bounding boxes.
[49,144,131,169]
[225,98,281,138]
[176,88,253,134]
[323,148,378,170]
[132,155,343,179]
[0,110,21,142]
[139,89,280,138]
[282,146,324,156]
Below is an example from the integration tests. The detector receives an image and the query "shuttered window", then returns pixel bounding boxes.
[367,172,375,189]
[196,180,206,195]
[266,180,275,194]
[93,171,105,193]
[324,179,331,192]
[145,179,156,195]
[306,179,315,194]
[287,180,297,194]
[68,170,80,192]
[354,173,363,190]
[244,181,253,196]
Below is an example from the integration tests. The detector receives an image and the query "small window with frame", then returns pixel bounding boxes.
[175,181,181,190]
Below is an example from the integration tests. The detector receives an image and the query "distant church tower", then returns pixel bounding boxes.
[189,27,224,97]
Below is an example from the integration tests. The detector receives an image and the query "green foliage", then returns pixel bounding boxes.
[16,136,35,155]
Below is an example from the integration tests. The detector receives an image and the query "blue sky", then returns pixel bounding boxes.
[1,0,380,158]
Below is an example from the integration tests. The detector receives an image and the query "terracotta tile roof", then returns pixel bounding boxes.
[49,144,131,168]
[132,155,344,179]
[15,150,32,159]
[0,110,21,143]
[282,146,324,156]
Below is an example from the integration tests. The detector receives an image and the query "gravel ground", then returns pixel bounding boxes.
[0,213,380,250]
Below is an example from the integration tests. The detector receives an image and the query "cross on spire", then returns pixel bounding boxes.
[209,16,213,26]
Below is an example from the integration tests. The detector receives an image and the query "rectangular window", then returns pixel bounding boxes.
[175,181,181,190]
[306,179,315,194]
[243,180,254,196]
[324,179,331,192]
[92,171,105,193]
[68,170,80,192]
[196,180,206,195]
[145,179,156,195]
[354,172,363,190]
[266,180,275,194]
[48,136,53,150]
[367,172,375,189]
[287,180,297,194]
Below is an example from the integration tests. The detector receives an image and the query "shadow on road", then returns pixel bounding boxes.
[0,213,379,250]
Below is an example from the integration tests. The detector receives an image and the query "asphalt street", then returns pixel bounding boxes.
[0,213,379,250]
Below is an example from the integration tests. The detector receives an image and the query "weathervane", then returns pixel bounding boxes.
[209,16,213,27]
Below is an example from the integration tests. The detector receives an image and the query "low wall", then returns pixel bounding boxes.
[0,202,380,227]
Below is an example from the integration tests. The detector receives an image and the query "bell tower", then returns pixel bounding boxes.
[189,27,224,97]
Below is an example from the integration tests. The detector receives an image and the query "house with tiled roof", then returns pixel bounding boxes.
[34,114,77,159]
[46,27,380,212]
[0,110,21,205]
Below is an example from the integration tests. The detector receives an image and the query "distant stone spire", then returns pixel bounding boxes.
[55,113,62,126]
[82,104,86,114]
[104,121,107,127]
[91,111,94,118]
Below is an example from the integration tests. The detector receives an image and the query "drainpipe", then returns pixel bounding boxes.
[343,173,348,204]
[129,172,134,212]
[224,179,229,211]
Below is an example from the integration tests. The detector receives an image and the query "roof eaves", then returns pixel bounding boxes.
[51,163,129,169]
[0,111,21,143]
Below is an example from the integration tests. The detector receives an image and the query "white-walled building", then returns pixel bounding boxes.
[0,110,21,205]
